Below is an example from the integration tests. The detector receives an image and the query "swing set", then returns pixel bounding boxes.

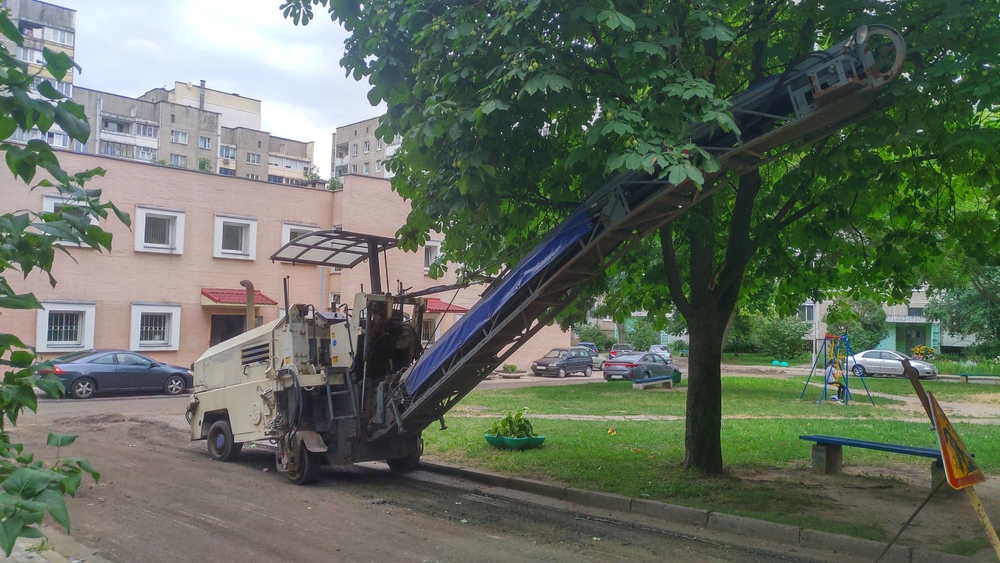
[799,333,875,406]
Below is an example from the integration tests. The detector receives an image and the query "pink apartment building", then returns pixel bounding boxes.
[3,152,568,368]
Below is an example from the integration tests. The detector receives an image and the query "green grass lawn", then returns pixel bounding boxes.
[802,375,1000,403]
[428,377,1000,540]
[456,377,900,419]
[721,352,809,365]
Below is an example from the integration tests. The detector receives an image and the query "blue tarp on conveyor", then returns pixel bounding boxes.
[404,205,596,395]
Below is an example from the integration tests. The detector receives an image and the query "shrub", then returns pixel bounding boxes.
[502,364,519,372]
[626,317,659,351]
[755,316,811,360]
[574,323,614,351]
[485,408,536,438]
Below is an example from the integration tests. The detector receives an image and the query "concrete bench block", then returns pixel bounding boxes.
[811,443,843,475]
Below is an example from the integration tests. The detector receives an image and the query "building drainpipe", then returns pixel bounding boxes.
[240,280,255,333]
[199,80,206,110]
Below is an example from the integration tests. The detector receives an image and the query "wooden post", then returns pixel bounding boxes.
[965,486,1000,559]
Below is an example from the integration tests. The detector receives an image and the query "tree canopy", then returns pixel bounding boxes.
[284,0,1000,471]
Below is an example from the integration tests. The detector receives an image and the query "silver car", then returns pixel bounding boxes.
[846,349,938,379]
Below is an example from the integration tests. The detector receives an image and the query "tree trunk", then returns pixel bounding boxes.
[683,313,726,472]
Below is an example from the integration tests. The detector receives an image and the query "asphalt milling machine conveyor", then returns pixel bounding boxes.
[186,24,907,484]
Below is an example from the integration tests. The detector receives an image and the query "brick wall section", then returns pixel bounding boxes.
[2,152,332,366]
[333,175,570,368]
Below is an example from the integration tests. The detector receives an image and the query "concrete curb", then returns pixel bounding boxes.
[420,461,976,563]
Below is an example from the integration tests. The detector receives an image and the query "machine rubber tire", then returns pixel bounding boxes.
[599,361,605,370]
[207,420,243,462]
[70,378,96,399]
[387,437,423,472]
[285,441,321,485]
[164,375,186,396]
[853,365,866,377]
[584,366,593,377]
[557,367,567,378]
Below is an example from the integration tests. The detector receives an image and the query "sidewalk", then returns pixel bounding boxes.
[3,529,111,563]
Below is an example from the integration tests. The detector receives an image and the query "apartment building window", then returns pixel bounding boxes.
[169,154,187,168]
[43,27,74,46]
[258,140,262,148]
[170,131,188,144]
[246,152,261,165]
[363,140,370,153]
[72,141,88,154]
[16,47,44,64]
[268,175,283,183]
[363,162,370,175]
[214,215,257,260]
[268,155,281,166]
[376,138,383,150]
[797,304,814,322]
[282,222,318,245]
[102,119,130,134]
[330,225,343,273]
[424,241,441,274]
[136,147,156,161]
[46,131,69,148]
[129,304,181,351]
[136,124,158,137]
[375,160,382,172]
[134,206,184,254]
[199,136,212,150]
[100,141,134,158]
[219,168,235,176]
[245,173,259,180]
[908,307,925,317]
[330,293,341,310]
[352,143,358,156]
[351,164,357,174]
[35,302,95,352]
[421,319,437,343]
[219,146,236,160]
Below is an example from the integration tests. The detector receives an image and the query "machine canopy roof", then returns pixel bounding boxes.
[269,229,398,268]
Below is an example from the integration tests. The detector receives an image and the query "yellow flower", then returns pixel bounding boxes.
[607,427,617,436]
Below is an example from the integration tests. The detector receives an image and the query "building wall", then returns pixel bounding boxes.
[332,116,399,179]
[2,152,334,366]
[166,81,262,130]
[331,175,571,367]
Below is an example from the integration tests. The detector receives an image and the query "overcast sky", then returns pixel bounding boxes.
[57,0,383,177]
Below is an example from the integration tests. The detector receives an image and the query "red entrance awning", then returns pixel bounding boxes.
[425,297,468,314]
[201,288,278,306]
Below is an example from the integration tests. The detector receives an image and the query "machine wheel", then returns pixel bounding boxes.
[853,365,866,377]
[557,367,567,378]
[599,361,605,370]
[386,438,423,472]
[207,420,243,462]
[584,366,593,377]
[163,375,186,395]
[70,378,96,399]
[285,441,321,485]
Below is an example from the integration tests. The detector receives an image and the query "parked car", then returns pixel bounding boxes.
[577,341,599,354]
[41,350,195,399]
[603,353,682,382]
[648,344,673,362]
[531,347,594,378]
[608,343,635,359]
[846,350,938,379]
[586,348,608,370]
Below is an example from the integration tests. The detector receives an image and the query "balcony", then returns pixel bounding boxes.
[886,315,929,324]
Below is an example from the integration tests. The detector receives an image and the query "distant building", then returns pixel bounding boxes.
[331,116,400,180]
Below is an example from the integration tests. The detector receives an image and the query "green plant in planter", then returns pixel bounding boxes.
[502,364,519,372]
[485,407,536,438]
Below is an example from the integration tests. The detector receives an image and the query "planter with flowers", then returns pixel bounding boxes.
[484,407,545,449]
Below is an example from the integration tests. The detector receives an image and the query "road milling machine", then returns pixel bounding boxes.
[187,24,906,484]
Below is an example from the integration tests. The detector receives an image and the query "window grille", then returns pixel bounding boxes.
[47,312,81,344]
[139,313,169,344]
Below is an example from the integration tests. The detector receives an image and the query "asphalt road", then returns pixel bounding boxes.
[13,392,809,563]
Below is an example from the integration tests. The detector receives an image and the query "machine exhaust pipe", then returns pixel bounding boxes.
[240,279,255,333]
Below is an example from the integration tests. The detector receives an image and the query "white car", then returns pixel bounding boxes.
[846,349,937,379]
[648,344,673,362]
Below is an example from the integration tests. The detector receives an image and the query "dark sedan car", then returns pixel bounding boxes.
[531,347,594,378]
[42,350,194,399]
[603,353,681,382]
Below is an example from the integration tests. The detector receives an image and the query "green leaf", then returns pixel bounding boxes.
[35,80,63,100]
[41,48,77,81]
[46,433,77,448]
[0,293,42,310]
[35,489,69,533]
[8,351,33,368]
[0,14,23,46]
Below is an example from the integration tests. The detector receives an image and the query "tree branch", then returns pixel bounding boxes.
[659,224,693,320]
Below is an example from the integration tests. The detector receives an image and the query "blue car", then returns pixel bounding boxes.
[42,350,194,399]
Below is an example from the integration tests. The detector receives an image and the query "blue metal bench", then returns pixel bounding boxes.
[632,376,674,390]
[800,435,951,487]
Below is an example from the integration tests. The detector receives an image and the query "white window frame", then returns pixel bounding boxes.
[199,136,212,150]
[281,221,318,245]
[134,205,184,254]
[42,194,95,247]
[245,173,259,180]
[169,153,187,168]
[364,140,371,153]
[351,143,358,156]
[219,145,236,159]
[247,152,261,165]
[424,241,441,274]
[213,214,257,260]
[35,301,95,352]
[376,138,383,151]
[129,303,181,351]
[363,162,370,174]
[170,131,188,144]
[375,159,382,172]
